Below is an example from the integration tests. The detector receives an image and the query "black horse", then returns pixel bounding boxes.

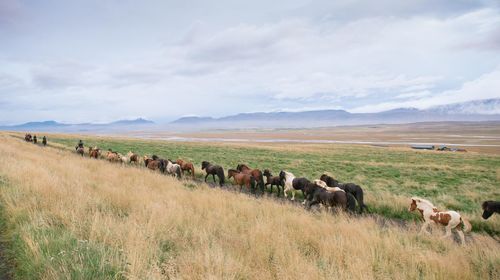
[320,174,366,213]
[201,161,225,187]
[42,136,47,146]
[263,169,284,196]
[303,183,355,212]
[482,201,500,220]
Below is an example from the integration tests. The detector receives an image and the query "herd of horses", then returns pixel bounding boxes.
[23,135,500,245]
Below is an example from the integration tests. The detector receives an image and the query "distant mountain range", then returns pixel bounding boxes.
[0,118,155,132]
[3,99,500,132]
[171,98,500,128]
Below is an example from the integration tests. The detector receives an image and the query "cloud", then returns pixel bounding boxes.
[0,1,500,123]
[351,68,500,112]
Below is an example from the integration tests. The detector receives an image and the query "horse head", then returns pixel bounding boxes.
[279,170,286,182]
[482,201,495,219]
[201,161,209,170]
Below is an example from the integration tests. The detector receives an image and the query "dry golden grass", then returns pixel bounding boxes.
[0,133,499,279]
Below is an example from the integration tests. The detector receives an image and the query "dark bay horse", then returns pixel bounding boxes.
[482,201,500,220]
[176,159,195,179]
[228,169,256,193]
[263,169,283,196]
[144,155,166,173]
[303,183,350,212]
[202,161,225,187]
[320,174,366,213]
[237,164,265,194]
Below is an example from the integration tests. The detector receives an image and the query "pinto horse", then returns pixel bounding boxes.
[279,170,310,203]
[409,197,471,245]
[228,169,256,193]
[165,159,182,178]
[481,201,500,220]
[263,169,283,196]
[201,161,225,187]
[320,174,367,213]
[236,164,265,194]
[176,159,195,179]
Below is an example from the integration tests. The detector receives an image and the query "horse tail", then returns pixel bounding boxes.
[356,186,367,213]
[460,217,472,233]
[251,176,256,192]
[346,193,357,213]
[190,165,195,179]
[218,167,225,186]
[258,172,265,193]
[176,166,182,179]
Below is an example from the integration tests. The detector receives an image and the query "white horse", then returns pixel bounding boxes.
[165,160,182,178]
[409,197,471,245]
[279,170,297,201]
[313,179,345,193]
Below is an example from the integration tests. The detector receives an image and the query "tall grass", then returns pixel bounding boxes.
[0,133,499,279]
[46,133,500,235]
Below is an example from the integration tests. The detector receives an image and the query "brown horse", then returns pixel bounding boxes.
[236,164,265,194]
[144,155,165,172]
[24,134,32,142]
[75,146,84,157]
[263,169,284,196]
[106,150,121,162]
[89,147,101,159]
[127,151,139,164]
[228,169,256,193]
[176,159,195,179]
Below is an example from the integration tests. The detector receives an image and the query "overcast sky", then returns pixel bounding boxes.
[1,0,500,124]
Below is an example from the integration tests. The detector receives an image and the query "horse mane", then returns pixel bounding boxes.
[411,197,435,208]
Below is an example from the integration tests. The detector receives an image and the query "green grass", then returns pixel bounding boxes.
[0,174,125,279]
[48,135,500,235]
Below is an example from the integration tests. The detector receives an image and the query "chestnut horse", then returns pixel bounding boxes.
[228,169,256,193]
[236,164,264,194]
[89,147,101,159]
[409,197,471,245]
[127,151,140,164]
[176,159,195,179]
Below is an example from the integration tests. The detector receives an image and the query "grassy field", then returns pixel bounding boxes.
[0,132,499,279]
[43,133,500,235]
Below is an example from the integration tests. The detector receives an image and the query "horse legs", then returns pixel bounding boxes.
[420,222,431,235]
[441,225,453,240]
[212,174,216,183]
[204,174,209,182]
[456,229,466,245]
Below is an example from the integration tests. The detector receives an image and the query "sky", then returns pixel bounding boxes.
[1,0,500,124]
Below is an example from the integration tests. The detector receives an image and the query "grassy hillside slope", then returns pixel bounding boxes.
[45,133,500,235]
[0,133,499,279]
